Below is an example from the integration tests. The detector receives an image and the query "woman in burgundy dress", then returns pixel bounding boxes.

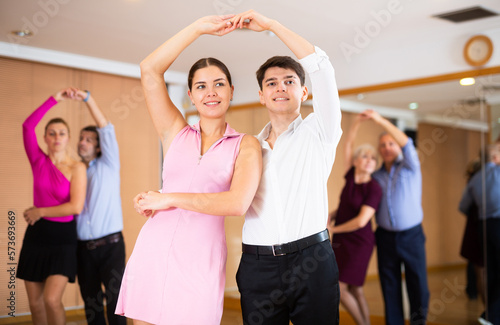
[328,113,382,325]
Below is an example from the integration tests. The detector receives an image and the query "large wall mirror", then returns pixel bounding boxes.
[338,67,500,323]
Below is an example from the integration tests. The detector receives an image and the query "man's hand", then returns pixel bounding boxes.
[361,109,383,124]
[232,10,274,32]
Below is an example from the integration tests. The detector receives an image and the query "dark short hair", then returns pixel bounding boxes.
[187,58,232,91]
[256,56,306,90]
[45,118,69,135]
[81,125,101,158]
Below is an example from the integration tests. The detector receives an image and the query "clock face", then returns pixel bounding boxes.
[464,35,493,67]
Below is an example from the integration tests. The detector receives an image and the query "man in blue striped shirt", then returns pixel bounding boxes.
[76,89,126,325]
[363,109,429,325]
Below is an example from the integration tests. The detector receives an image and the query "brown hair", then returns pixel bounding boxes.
[81,125,101,158]
[256,56,305,90]
[44,118,70,135]
[187,58,232,91]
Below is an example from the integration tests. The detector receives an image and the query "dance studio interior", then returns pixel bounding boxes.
[1,0,499,324]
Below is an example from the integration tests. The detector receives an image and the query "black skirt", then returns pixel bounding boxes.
[17,218,77,283]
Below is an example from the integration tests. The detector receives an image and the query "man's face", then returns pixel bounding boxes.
[78,130,99,162]
[258,67,308,115]
[378,134,402,164]
[491,144,500,165]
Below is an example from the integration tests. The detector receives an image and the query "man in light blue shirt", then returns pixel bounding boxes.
[364,109,429,325]
[75,89,126,325]
[459,144,500,325]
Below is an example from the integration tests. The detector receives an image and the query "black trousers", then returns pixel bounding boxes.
[484,218,500,324]
[236,240,340,325]
[376,224,429,325]
[77,233,126,325]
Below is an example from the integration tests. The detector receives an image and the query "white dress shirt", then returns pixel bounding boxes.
[243,46,342,245]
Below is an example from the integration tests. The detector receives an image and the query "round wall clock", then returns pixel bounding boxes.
[463,35,493,67]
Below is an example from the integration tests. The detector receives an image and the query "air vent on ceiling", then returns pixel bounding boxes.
[433,6,498,23]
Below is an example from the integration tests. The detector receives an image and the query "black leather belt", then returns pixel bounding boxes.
[242,229,329,256]
[80,232,122,250]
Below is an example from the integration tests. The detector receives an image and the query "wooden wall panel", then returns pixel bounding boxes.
[0,57,38,317]
[418,123,481,267]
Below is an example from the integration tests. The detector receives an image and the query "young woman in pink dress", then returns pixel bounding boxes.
[18,88,87,325]
[115,15,262,325]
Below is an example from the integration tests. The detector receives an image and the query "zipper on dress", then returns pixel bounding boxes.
[198,137,226,165]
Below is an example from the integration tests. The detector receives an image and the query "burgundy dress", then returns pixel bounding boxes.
[332,167,382,286]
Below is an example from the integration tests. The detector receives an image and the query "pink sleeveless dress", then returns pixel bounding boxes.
[116,122,244,325]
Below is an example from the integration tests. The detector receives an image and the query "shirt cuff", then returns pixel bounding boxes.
[97,122,114,134]
[299,46,329,74]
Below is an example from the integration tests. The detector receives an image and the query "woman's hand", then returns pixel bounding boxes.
[133,192,153,217]
[361,109,383,124]
[134,191,173,217]
[54,87,88,102]
[194,14,236,36]
[23,207,42,226]
[232,10,274,32]
[356,111,371,123]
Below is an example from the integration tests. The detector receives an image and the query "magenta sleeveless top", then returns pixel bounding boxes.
[22,97,73,222]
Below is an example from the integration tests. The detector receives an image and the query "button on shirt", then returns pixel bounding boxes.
[242,46,342,246]
[77,123,123,240]
[372,138,423,231]
[459,162,500,220]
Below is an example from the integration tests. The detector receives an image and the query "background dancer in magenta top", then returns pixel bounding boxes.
[115,14,262,325]
[329,112,382,325]
[17,88,87,325]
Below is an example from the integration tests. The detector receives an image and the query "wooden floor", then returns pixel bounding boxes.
[6,265,486,325]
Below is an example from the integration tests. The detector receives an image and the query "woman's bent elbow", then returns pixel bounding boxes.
[229,203,250,217]
[73,203,85,215]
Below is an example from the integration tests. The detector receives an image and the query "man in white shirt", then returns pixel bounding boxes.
[232,11,342,325]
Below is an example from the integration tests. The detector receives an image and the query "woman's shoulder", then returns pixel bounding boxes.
[368,177,383,193]
[69,159,86,174]
[345,166,355,179]
[240,134,262,152]
[241,134,259,145]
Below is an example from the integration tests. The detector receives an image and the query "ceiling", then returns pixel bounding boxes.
[1,0,500,123]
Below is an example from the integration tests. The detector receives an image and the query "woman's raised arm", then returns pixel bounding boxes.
[140,15,236,151]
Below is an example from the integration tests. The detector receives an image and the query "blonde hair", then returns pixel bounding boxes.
[352,144,378,164]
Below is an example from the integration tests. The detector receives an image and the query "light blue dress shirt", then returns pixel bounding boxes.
[459,162,500,220]
[372,138,423,231]
[77,123,123,240]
